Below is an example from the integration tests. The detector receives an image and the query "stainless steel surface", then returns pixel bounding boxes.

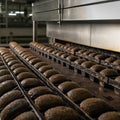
[47,22,91,46]
[63,1,120,21]
[33,11,59,21]
[63,0,109,8]
[91,24,120,52]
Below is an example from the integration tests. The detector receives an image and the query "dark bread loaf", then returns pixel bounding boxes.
[100,69,118,77]
[13,67,29,75]
[38,65,52,73]
[90,65,106,72]
[11,63,25,71]
[58,81,79,93]
[44,106,79,120]
[17,72,36,81]
[49,74,68,85]
[98,112,120,120]
[66,55,77,62]
[0,90,23,110]
[67,88,93,104]
[14,111,38,120]
[21,78,42,89]
[74,59,86,65]
[0,74,13,83]
[0,69,9,76]
[80,98,113,118]
[105,57,116,63]
[7,60,19,66]
[28,86,53,99]
[115,76,120,83]
[113,59,120,65]
[43,69,59,78]
[1,99,30,120]
[29,58,41,65]
[35,94,64,112]
[81,61,96,68]
[0,80,16,97]
[34,62,48,69]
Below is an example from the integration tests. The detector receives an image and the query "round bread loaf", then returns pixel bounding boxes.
[43,69,59,78]
[29,58,41,65]
[115,76,120,83]
[90,65,106,72]
[49,74,68,85]
[7,60,19,66]
[21,78,42,89]
[100,69,118,77]
[98,112,120,120]
[80,98,113,118]
[34,62,48,69]
[113,59,120,65]
[11,63,25,71]
[74,59,86,65]
[95,54,107,60]
[44,106,79,120]
[0,80,16,97]
[58,81,79,93]
[35,94,64,112]
[0,90,23,110]
[88,52,98,57]
[105,57,116,63]
[81,61,96,68]
[66,55,77,62]
[17,72,36,81]
[25,56,36,62]
[38,65,52,73]
[67,88,93,104]
[14,111,38,120]
[0,69,9,76]
[60,53,69,58]
[13,67,29,75]
[0,74,13,83]
[28,86,53,99]
[1,99,30,120]
[5,57,15,63]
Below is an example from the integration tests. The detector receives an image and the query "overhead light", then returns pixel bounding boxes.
[12,0,15,2]
[29,13,32,17]
[8,11,16,16]
[15,11,24,14]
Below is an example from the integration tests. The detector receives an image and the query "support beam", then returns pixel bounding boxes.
[33,21,38,42]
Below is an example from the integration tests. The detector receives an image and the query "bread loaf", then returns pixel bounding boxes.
[1,99,30,120]
[43,69,59,78]
[0,65,6,70]
[95,54,106,60]
[38,65,52,73]
[29,58,41,65]
[98,112,120,120]
[14,111,38,120]
[7,60,19,66]
[80,98,113,118]
[21,78,42,89]
[0,90,23,110]
[100,69,118,77]
[34,62,48,69]
[105,57,116,63]
[13,67,29,75]
[113,59,120,65]
[5,57,15,63]
[28,86,53,99]
[58,81,79,93]
[0,69,9,76]
[35,94,64,112]
[67,88,93,104]
[49,74,68,85]
[0,80,16,97]
[0,74,13,83]
[74,59,86,65]
[88,52,97,57]
[66,55,77,62]
[60,53,69,58]
[17,72,36,81]
[115,76,120,83]
[25,56,36,62]
[44,106,79,120]
[81,61,96,68]
[90,65,106,72]
[11,63,25,71]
